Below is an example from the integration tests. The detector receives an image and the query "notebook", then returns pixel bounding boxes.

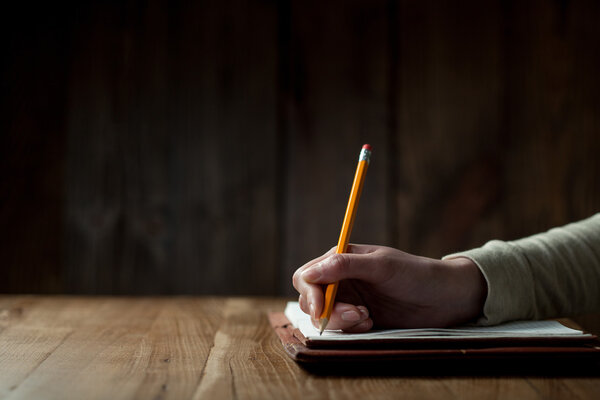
[283,301,593,345]
[270,302,600,368]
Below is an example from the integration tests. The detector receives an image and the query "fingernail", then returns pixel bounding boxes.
[302,265,322,281]
[341,310,360,322]
[309,303,315,318]
[358,306,368,317]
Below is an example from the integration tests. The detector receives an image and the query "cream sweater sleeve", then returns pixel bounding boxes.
[444,213,600,325]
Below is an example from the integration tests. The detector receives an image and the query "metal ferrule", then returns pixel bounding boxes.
[359,148,371,163]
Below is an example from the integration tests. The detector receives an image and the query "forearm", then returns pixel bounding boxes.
[445,213,600,325]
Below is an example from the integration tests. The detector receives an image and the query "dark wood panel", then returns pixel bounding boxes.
[391,0,600,259]
[281,0,392,295]
[63,0,279,294]
[165,0,280,295]
[499,0,600,238]
[64,1,172,294]
[0,3,73,293]
[393,1,504,257]
[1,0,599,302]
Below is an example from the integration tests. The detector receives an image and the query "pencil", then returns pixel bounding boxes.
[318,144,372,335]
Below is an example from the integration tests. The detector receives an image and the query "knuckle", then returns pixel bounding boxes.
[328,253,349,276]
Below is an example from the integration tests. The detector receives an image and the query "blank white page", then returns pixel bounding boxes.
[284,302,592,342]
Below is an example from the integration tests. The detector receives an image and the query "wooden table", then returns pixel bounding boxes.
[1,296,599,399]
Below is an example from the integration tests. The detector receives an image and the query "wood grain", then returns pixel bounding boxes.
[62,0,280,295]
[392,1,504,258]
[0,3,70,293]
[498,0,600,239]
[0,296,599,400]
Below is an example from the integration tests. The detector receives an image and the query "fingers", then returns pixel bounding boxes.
[292,246,339,319]
[292,244,382,293]
[310,302,373,333]
[300,251,390,285]
[292,244,389,320]
[298,294,309,314]
[292,247,336,289]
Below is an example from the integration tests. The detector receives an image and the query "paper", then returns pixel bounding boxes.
[284,302,592,342]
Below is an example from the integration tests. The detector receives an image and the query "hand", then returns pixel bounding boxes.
[292,244,487,332]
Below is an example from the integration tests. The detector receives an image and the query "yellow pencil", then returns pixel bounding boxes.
[318,144,372,334]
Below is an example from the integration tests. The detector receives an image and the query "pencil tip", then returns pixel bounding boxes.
[318,318,328,335]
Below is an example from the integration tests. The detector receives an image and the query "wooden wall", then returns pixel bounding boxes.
[2,0,599,305]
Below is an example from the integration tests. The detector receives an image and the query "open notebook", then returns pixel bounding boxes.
[284,301,593,344]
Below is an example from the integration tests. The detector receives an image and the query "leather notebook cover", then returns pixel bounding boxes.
[268,312,600,364]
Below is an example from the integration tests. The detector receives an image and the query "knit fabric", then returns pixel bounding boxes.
[444,213,600,325]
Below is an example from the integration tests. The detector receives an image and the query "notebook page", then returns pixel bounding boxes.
[284,302,592,341]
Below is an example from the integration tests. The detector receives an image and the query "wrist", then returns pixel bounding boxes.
[441,257,487,325]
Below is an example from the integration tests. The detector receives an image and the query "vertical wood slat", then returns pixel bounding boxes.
[393,1,504,258]
[1,0,600,299]
[281,0,391,295]
[64,0,279,294]
[167,0,279,295]
[65,1,171,294]
[0,4,71,293]
[500,0,600,238]
[389,0,600,262]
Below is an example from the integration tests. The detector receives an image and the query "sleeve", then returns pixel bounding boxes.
[444,213,600,326]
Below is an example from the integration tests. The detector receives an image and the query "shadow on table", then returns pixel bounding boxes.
[298,357,600,377]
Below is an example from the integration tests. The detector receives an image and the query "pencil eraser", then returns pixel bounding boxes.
[362,144,372,151]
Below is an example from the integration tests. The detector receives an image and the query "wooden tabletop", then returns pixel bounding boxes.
[1,296,599,400]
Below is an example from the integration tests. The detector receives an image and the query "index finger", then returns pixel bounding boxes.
[291,246,337,319]
[292,246,336,293]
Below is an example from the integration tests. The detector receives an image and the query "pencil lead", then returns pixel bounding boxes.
[318,318,327,336]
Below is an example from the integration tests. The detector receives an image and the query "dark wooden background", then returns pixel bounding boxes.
[2,0,599,303]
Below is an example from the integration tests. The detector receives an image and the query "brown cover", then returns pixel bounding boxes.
[268,312,600,364]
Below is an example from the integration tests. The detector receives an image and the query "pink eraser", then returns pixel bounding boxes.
[362,144,372,150]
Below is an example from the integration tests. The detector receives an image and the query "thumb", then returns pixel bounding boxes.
[300,253,385,284]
